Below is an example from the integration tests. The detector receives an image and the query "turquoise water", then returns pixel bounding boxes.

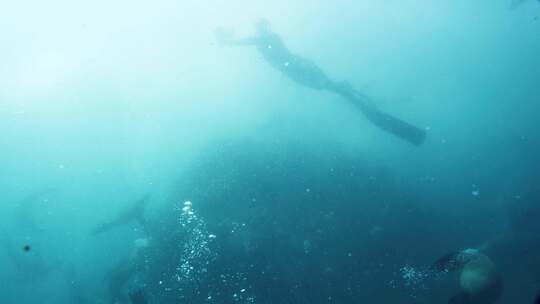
[1,1,539,303]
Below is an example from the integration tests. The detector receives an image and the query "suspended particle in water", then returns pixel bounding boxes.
[23,245,31,252]
[471,184,480,196]
[303,240,312,254]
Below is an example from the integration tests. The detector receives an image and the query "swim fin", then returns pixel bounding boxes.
[359,104,427,146]
[328,81,426,145]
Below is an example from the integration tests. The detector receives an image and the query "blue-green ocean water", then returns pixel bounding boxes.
[1,1,539,303]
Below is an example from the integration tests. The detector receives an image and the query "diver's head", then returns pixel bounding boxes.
[255,18,271,35]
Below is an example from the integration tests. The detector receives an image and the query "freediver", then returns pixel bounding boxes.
[215,19,427,145]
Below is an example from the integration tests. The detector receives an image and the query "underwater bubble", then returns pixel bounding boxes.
[174,201,216,282]
[399,265,431,289]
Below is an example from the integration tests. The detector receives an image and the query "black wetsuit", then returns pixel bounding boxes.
[255,31,332,91]
[236,28,426,145]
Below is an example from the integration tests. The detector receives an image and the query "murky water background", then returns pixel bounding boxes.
[1,1,539,303]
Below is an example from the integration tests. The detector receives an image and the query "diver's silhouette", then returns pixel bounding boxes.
[216,19,426,145]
